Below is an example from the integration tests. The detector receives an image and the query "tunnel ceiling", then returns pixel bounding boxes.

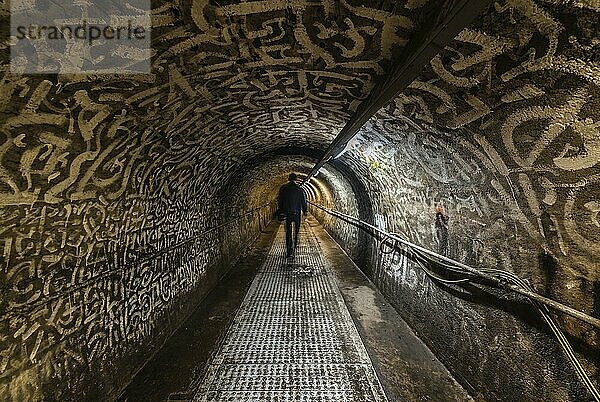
[0,0,597,207]
[0,0,434,207]
[0,0,596,210]
[0,0,596,240]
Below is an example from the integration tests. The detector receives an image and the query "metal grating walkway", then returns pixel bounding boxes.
[193,222,388,401]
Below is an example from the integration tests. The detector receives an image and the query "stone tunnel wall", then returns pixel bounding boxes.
[308,166,363,264]
[0,145,275,401]
[313,123,598,401]
[310,0,600,399]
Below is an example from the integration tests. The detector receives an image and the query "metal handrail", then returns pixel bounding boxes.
[310,201,600,399]
[309,201,600,330]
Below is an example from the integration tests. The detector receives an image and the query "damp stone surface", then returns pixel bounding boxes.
[193,223,387,402]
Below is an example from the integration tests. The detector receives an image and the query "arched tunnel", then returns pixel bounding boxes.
[1,0,600,401]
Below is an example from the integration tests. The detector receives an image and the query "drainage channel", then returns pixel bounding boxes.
[192,222,388,401]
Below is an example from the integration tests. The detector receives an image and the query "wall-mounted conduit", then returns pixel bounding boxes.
[309,201,600,401]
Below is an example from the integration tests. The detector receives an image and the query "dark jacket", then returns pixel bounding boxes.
[278,181,307,214]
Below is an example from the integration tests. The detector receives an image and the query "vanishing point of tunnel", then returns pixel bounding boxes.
[1,0,600,401]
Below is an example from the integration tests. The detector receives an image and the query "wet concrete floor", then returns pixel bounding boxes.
[193,221,387,401]
[310,218,471,402]
[119,217,471,401]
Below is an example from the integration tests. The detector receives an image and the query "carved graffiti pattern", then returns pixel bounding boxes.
[342,0,600,282]
[313,4,600,391]
[0,0,423,398]
[311,3,600,398]
[2,0,599,398]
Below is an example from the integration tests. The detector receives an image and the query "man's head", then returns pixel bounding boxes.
[288,173,297,182]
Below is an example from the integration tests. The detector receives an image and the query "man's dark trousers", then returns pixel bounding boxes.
[285,212,301,257]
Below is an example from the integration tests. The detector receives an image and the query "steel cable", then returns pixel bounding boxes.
[309,201,600,400]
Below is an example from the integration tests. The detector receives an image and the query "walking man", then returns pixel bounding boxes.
[277,173,307,258]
